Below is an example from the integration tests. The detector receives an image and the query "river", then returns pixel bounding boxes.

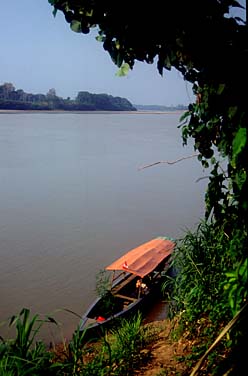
[0,112,206,342]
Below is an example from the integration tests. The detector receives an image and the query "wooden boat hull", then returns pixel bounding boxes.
[79,237,175,340]
[79,273,164,340]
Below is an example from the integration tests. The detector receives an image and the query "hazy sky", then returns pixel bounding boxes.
[0,0,196,106]
[1,1,244,106]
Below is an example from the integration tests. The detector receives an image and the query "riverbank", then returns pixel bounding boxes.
[51,318,190,375]
[0,109,185,115]
[136,319,189,375]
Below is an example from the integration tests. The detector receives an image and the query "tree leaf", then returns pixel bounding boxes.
[52,8,57,17]
[116,52,124,68]
[232,127,247,164]
[217,84,225,95]
[228,106,238,119]
[70,20,82,33]
[96,35,105,42]
[116,63,130,77]
[235,170,246,190]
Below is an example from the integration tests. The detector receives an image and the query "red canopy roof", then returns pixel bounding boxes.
[105,237,175,278]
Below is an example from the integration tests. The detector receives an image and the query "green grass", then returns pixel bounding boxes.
[0,310,150,376]
[0,308,58,375]
[165,220,248,374]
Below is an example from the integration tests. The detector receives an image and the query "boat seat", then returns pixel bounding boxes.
[114,293,136,302]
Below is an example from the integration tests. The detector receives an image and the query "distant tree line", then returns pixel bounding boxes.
[135,104,187,111]
[0,83,136,111]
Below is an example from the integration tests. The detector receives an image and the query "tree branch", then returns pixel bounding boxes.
[138,153,199,170]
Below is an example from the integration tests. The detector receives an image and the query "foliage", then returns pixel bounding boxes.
[95,269,112,298]
[79,312,147,376]
[0,308,59,375]
[189,303,248,376]
[169,222,230,326]
[0,82,136,111]
[110,312,145,375]
[224,258,248,315]
[136,104,188,112]
[76,90,134,111]
[0,309,149,375]
[57,325,90,375]
[170,220,247,325]
[94,270,122,318]
[168,221,248,373]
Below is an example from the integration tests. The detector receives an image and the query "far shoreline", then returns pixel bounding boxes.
[0,109,185,115]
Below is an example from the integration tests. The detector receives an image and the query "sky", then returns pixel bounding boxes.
[0,1,245,106]
[0,0,194,106]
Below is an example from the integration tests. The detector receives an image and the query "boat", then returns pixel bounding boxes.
[79,236,175,339]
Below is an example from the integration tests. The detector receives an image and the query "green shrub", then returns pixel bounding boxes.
[166,220,248,374]
[0,308,59,375]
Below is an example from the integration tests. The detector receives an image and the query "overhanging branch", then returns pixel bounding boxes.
[138,153,199,170]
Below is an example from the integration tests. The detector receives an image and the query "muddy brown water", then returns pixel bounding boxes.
[0,112,206,342]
